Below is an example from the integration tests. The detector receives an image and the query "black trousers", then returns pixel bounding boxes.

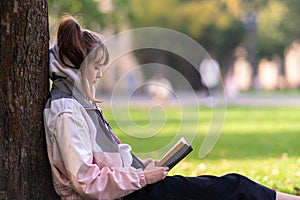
[123,173,276,200]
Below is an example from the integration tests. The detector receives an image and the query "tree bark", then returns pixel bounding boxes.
[0,0,58,199]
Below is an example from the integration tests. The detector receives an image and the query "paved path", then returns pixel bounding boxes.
[225,93,300,107]
[98,91,300,107]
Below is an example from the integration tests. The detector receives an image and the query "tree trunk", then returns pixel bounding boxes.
[0,0,58,199]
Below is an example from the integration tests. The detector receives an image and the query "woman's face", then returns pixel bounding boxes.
[83,48,107,89]
[86,61,103,86]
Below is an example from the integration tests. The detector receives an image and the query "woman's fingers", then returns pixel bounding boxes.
[144,167,169,184]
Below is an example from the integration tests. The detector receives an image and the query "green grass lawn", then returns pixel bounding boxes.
[102,105,300,195]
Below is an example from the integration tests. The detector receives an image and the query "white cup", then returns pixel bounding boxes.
[118,144,133,167]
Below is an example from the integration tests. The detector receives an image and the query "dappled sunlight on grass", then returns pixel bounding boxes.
[102,105,300,194]
[169,156,300,194]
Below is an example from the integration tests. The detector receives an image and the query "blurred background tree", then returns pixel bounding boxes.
[112,0,244,89]
[48,0,300,91]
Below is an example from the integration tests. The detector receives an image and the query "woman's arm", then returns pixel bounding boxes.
[54,112,147,199]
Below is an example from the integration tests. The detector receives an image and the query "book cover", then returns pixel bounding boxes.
[157,137,193,170]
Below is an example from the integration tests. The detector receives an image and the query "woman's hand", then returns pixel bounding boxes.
[143,158,159,167]
[144,162,169,185]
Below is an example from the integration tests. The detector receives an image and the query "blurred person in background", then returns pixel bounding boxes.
[146,73,173,104]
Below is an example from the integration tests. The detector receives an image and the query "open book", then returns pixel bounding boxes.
[156,137,193,170]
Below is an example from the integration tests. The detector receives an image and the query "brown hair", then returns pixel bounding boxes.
[56,15,109,103]
[57,15,109,69]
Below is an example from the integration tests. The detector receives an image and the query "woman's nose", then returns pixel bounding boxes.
[96,71,102,79]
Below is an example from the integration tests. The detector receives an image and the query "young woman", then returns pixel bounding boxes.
[44,16,300,200]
